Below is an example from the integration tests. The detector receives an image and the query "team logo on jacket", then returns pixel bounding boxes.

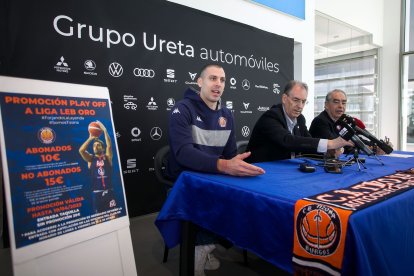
[218,117,227,127]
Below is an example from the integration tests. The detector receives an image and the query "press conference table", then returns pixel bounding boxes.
[155,152,414,275]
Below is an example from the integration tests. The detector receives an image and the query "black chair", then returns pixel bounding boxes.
[154,145,174,263]
[236,140,249,154]
[155,144,248,265]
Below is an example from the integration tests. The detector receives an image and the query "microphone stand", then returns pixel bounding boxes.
[343,149,367,171]
[371,145,385,166]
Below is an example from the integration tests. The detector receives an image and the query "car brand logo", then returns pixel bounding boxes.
[243,102,250,110]
[230,78,236,86]
[127,158,136,169]
[226,101,233,109]
[56,56,68,67]
[133,68,155,78]
[167,98,175,107]
[109,62,123,77]
[189,72,197,80]
[150,127,162,140]
[241,126,250,137]
[242,79,250,90]
[131,127,141,137]
[84,60,96,71]
[273,83,281,94]
[166,69,175,78]
[124,102,137,110]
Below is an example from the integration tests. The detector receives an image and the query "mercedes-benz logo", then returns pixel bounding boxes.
[150,127,162,140]
[242,79,250,90]
[133,68,155,78]
[109,62,123,77]
[230,77,236,86]
[241,126,250,137]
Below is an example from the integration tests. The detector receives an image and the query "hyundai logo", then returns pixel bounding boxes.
[150,127,162,140]
[242,79,250,90]
[109,62,123,77]
[133,68,155,78]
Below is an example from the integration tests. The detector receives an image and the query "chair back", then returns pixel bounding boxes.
[154,145,174,188]
[236,140,249,154]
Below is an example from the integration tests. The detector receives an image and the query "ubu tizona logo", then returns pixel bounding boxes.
[296,204,341,256]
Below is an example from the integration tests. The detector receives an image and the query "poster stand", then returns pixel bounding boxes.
[0,76,137,276]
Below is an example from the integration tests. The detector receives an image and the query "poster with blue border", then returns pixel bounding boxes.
[0,76,129,262]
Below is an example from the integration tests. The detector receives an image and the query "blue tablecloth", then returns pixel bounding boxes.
[155,152,414,275]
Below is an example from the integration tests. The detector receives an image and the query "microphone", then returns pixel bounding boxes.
[335,115,373,156]
[352,117,393,154]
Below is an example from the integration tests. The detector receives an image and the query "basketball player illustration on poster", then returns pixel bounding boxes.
[79,121,116,213]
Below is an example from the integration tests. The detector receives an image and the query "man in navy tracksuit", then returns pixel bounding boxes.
[166,64,264,276]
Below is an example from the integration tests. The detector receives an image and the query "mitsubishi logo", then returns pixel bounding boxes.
[241,126,250,137]
[150,127,162,140]
[109,62,123,77]
[242,79,250,90]
[56,56,68,67]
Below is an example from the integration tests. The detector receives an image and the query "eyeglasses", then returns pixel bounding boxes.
[287,95,308,106]
[330,99,347,105]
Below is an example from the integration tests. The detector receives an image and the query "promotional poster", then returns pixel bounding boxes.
[0,77,128,260]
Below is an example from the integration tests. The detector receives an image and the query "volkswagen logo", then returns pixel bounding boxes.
[242,79,250,90]
[133,68,155,78]
[109,62,123,77]
[150,127,162,140]
[241,126,250,137]
[84,60,96,71]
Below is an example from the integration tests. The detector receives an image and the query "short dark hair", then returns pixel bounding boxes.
[94,138,104,147]
[199,63,224,78]
[283,80,308,96]
[325,89,347,102]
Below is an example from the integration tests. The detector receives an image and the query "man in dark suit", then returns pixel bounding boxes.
[309,89,348,157]
[246,81,352,163]
[310,89,347,139]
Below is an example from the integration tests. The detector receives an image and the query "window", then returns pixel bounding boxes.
[315,52,379,134]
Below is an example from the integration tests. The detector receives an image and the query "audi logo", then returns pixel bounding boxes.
[108,62,123,77]
[133,68,155,78]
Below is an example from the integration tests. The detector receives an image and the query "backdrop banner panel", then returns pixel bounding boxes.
[0,0,294,216]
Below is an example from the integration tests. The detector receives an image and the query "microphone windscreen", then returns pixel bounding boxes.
[353,117,366,129]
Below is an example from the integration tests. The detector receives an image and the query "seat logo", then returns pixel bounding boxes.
[109,62,123,77]
[133,68,155,78]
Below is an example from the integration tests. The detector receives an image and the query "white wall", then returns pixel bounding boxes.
[316,0,401,148]
[167,0,316,121]
[316,0,384,47]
